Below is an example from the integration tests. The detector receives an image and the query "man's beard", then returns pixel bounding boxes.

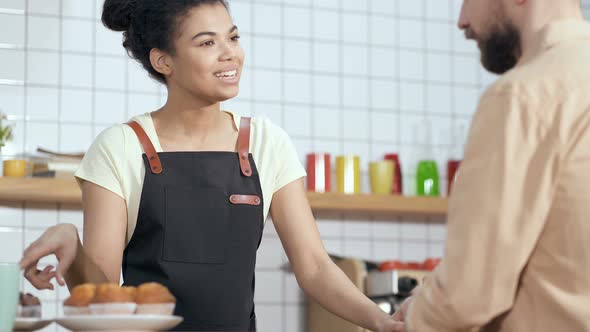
[467,22,522,74]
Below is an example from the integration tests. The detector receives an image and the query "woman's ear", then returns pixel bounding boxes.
[150,48,173,76]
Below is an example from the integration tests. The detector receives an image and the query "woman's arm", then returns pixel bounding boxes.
[270,179,402,332]
[21,181,127,290]
[66,181,128,287]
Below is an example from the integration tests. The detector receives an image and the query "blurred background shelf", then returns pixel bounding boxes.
[0,177,81,205]
[306,192,447,217]
[0,178,448,216]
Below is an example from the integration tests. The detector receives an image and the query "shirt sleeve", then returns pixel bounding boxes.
[74,125,127,199]
[271,123,307,193]
[406,89,561,330]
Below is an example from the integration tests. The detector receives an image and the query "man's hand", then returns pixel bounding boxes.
[378,316,406,332]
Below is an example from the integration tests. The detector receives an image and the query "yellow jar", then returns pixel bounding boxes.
[3,159,29,177]
[335,155,360,194]
[369,160,394,194]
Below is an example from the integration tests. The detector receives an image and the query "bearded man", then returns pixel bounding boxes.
[394,1,590,331]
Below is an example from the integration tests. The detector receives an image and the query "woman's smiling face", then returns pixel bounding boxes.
[165,2,244,102]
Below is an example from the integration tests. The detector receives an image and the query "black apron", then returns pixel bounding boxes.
[122,117,264,331]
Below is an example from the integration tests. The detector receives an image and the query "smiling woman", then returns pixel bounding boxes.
[102,0,243,102]
[18,1,405,331]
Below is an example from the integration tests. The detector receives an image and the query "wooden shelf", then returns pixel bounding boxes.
[307,192,447,216]
[0,178,448,216]
[0,177,81,205]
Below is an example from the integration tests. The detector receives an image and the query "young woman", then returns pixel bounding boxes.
[19,1,404,331]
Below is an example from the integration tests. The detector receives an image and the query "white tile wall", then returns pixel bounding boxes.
[27,51,60,85]
[94,57,126,90]
[0,228,24,262]
[26,0,58,15]
[61,0,93,18]
[27,87,59,120]
[3,0,562,330]
[0,13,24,45]
[0,49,25,82]
[371,16,397,46]
[374,240,401,263]
[27,16,60,50]
[60,89,93,123]
[62,19,93,53]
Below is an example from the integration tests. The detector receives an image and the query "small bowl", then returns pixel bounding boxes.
[89,303,137,315]
[136,303,176,315]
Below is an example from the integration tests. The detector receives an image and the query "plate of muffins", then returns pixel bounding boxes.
[14,292,54,331]
[55,282,182,331]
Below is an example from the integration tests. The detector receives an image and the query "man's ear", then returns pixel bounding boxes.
[150,48,173,76]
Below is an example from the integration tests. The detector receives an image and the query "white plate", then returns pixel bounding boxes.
[13,318,54,331]
[55,315,183,331]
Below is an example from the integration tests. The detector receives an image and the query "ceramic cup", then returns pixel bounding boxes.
[335,155,361,194]
[369,160,394,194]
[306,153,331,193]
[0,263,20,332]
[2,159,30,177]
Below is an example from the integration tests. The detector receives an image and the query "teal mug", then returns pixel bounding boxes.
[0,263,20,332]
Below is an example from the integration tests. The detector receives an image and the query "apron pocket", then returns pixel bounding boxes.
[163,187,229,264]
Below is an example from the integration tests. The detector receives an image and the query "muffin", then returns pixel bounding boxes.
[89,283,137,315]
[135,282,176,315]
[63,283,96,316]
[121,286,137,301]
[18,292,41,318]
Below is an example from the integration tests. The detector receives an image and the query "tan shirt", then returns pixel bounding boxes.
[407,20,590,331]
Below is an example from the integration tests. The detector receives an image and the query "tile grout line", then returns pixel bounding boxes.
[18,6,461,24]
[91,0,98,138]
[55,5,65,305]
[395,0,404,259]
[366,1,377,259]
[337,2,344,159]
[57,0,63,154]
[0,64,485,90]
[309,1,316,151]
[0,39,481,58]
[279,2,287,329]
[250,1,256,118]
[20,0,30,295]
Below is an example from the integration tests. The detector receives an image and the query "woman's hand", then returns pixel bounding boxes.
[378,316,406,332]
[20,223,80,289]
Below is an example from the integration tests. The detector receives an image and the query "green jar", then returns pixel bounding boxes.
[416,160,439,196]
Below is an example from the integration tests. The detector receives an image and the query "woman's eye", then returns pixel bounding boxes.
[231,35,241,42]
[201,40,214,46]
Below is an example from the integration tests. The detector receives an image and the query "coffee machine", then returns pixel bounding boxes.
[308,257,440,332]
[365,262,433,314]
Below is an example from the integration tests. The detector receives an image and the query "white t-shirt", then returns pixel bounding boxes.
[74,111,307,244]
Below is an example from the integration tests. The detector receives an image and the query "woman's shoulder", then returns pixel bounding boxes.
[89,113,151,152]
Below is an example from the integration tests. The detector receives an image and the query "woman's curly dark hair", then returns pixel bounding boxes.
[102,0,229,84]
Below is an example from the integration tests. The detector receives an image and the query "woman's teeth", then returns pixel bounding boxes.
[215,70,237,78]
